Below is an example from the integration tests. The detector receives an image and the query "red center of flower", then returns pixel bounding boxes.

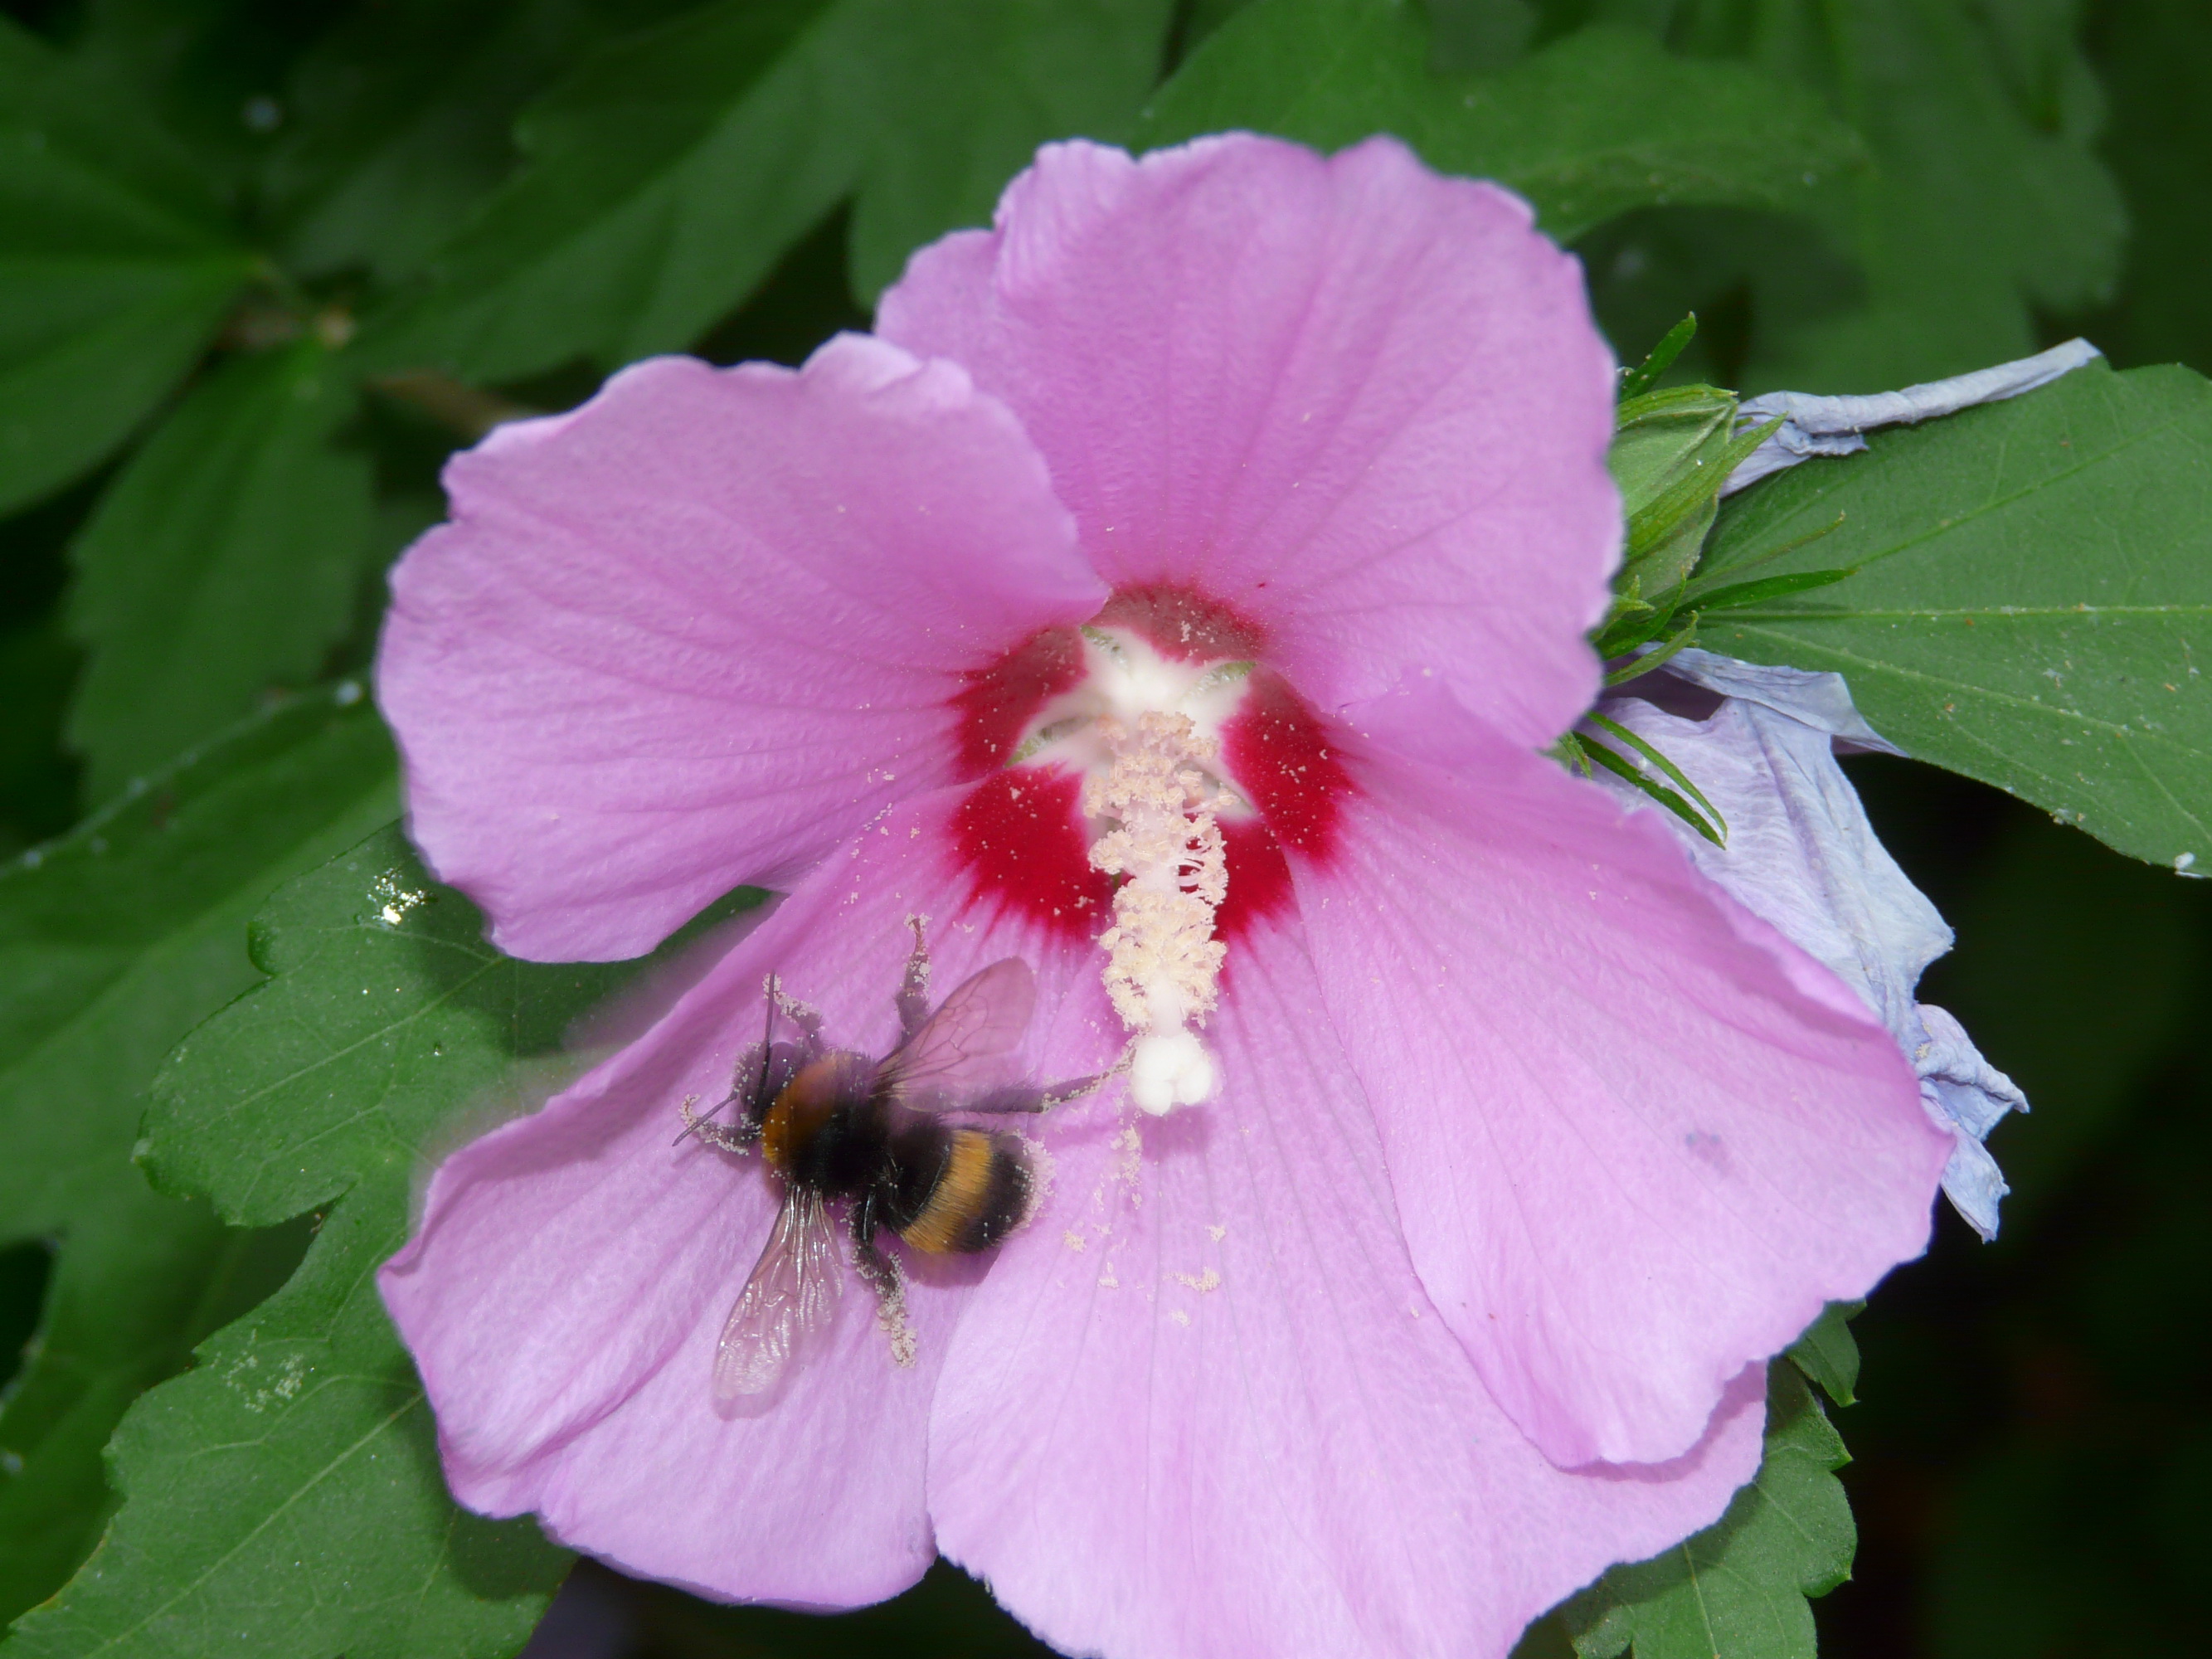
[946,581,1349,946]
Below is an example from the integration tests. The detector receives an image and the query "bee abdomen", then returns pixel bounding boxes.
[897,1129,1031,1255]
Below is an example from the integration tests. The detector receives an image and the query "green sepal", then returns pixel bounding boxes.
[1675,512,1848,604]
[1592,582,1689,661]
[1586,713,1728,834]
[1625,415,1783,569]
[1785,1301,1864,1408]
[1618,313,1696,402]
[1690,566,1862,615]
[1611,384,1737,489]
[1602,620,1699,688]
[1608,383,1740,596]
[1578,714,1727,846]
[1552,731,1594,778]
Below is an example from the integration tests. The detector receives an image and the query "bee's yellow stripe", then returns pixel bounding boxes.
[759,1097,795,1172]
[902,1131,997,1254]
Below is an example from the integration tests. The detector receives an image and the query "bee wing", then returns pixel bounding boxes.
[879,957,1037,1112]
[713,1188,844,1399]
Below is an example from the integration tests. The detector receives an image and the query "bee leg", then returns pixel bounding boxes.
[678,1094,755,1154]
[1035,1043,1136,1111]
[896,913,931,1039]
[771,977,825,1058]
[849,1194,894,1292]
[957,1046,1130,1117]
[850,1195,917,1369]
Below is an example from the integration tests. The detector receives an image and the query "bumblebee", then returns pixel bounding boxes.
[686,929,1097,1399]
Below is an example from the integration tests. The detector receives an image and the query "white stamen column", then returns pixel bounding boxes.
[1083,710,1228,1113]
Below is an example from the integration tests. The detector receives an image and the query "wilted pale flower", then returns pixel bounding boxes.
[1721,338,2103,494]
[1592,648,2029,1238]
[376,135,1950,1659]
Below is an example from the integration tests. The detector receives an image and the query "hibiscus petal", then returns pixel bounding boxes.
[1592,661,2028,1240]
[379,782,1114,1604]
[377,335,1105,961]
[927,915,1769,1659]
[1291,682,1950,1468]
[878,134,1618,747]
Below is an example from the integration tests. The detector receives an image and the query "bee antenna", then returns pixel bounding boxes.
[744,973,782,1122]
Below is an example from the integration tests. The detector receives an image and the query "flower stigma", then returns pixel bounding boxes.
[1016,625,1255,1113]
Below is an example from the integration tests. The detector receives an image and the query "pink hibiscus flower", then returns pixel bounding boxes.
[376,134,1950,1659]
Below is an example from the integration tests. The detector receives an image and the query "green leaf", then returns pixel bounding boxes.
[1812,0,2122,387]
[0,1243,41,1391]
[0,689,397,1623]
[1135,0,1866,241]
[1675,0,2124,392]
[139,822,647,1231]
[361,0,1174,383]
[4,8,236,226]
[2,1195,566,1659]
[0,1204,307,1627]
[1699,361,2212,874]
[0,620,78,858]
[1563,1366,1854,1659]
[353,0,847,382]
[264,0,688,288]
[1425,0,1534,75]
[64,338,372,805]
[12,825,759,1658]
[841,0,1176,302]
[2089,0,2212,377]
[0,17,254,516]
[1785,1301,1862,1408]
[61,0,332,208]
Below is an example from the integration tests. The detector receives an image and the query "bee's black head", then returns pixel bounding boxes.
[736,1039,809,1129]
